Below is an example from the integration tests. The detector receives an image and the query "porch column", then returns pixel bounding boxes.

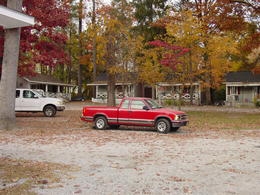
[253,86,257,101]
[198,84,201,105]
[45,85,48,92]
[156,85,162,104]
[96,85,98,98]
[128,85,131,97]
[57,86,60,93]
[226,85,228,103]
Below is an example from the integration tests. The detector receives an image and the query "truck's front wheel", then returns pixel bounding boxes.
[43,105,56,117]
[94,116,107,130]
[156,118,170,134]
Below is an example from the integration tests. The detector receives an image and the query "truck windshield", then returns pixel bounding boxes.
[32,90,45,97]
[145,99,163,109]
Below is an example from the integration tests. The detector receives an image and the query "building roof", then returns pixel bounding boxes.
[225,71,260,83]
[23,74,75,87]
[87,72,137,86]
[0,5,34,29]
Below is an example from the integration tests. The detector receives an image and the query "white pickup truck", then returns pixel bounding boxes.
[15,88,65,117]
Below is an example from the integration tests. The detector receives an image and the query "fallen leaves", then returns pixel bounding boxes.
[0,157,75,195]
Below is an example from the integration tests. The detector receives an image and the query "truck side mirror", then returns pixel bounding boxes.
[143,105,150,110]
[32,94,39,98]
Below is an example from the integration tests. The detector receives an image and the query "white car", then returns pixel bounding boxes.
[15,88,65,117]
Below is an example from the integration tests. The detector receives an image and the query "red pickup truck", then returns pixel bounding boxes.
[81,97,188,133]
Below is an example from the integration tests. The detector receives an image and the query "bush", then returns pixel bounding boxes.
[212,86,226,104]
[164,99,175,106]
[163,99,185,107]
[254,98,260,108]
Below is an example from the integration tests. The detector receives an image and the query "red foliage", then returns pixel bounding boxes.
[149,40,190,69]
[0,0,70,76]
[23,0,69,28]
[241,32,260,53]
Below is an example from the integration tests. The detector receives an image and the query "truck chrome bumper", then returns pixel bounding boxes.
[172,120,188,127]
[80,116,93,122]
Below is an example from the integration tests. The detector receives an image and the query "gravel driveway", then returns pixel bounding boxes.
[0,102,260,195]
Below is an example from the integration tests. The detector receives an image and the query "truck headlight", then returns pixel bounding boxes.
[175,115,181,120]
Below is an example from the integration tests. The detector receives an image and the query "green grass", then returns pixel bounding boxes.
[187,111,260,131]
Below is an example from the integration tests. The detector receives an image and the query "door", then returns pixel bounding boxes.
[15,90,22,110]
[118,99,130,125]
[18,89,41,111]
[144,87,152,98]
[128,99,153,126]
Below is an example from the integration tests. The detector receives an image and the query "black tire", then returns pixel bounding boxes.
[171,127,180,132]
[94,116,108,130]
[43,105,56,117]
[109,125,120,129]
[156,118,170,134]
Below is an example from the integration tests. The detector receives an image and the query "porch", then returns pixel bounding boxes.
[226,85,260,106]
[225,71,260,107]
[17,74,75,100]
[156,82,201,105]
[87,82,135,104]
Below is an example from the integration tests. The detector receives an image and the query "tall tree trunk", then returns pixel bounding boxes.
[107,74,116,106]
[92,0,97,81]
[92,0,97,98]
[0,0,22,130]
[77,0,83,96]
[205,86,212,105]
[106,38,116,106]
[67,27,73,84]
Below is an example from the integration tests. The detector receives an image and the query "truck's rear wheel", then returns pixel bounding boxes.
[156,118,170,134]
[94,116,107,130]
[43,105,56,117]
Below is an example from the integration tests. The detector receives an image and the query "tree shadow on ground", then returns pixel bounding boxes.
[105,125,188,134]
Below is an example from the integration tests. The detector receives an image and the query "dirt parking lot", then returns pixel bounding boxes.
[0,102,260,195]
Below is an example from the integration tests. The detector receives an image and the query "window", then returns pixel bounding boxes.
[131,100,146,110]
[121,99,129,109]
[23,90,36,98]
[228,86,240,95]
[145,99,161,109]
[16,90,20,98]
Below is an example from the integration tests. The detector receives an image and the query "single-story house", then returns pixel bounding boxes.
[225,71,260,106]
[17,74,75,100]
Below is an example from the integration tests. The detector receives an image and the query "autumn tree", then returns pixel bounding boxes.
[166,11,202,104]
[1,0,70,75]
[19,0,70,76]
[136,44,165,88]
[90,0,142,105]
[192,0,259,73]
[132,0,168,41]
[64,0,93,89]
[163,0,254,104]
